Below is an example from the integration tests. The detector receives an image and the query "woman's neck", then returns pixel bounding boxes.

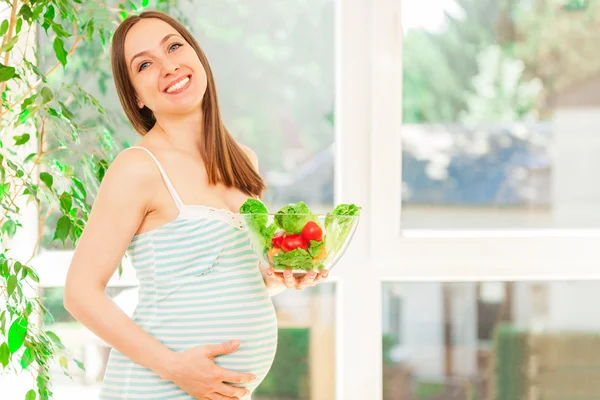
[152,109,205,153]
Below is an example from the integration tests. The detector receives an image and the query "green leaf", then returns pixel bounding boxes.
[0,36,19,54]
[24,60,46,82]
[39,172,53,188]
[2,220,17,238]
[24,153,36,163]
[0,63,16,82]
[271,248,315,270]
[308,240,324,257]
[0,20,8,36]
[99,28,106,47]
[23,266,39,283]
[13,134,30,145]
[86,20,94,38]
[15,18,22,35]
[21,94,37,110]
[18,109,30,125]
[74,358,85,371]
[7,275,17,296]
[25,389,36,400]
[142,0,149,7]
[24,301,33,317]
[18,4,32,20]
[47,107,59,117]
[8,317,28,353]
[0,183,8,199]
[59,192,72,214]
[43,5,55,23]
[53,37,67,67]
[58,101,73,120]
[40,87,53,104]
[51,22,70,38]
[59,355,68,369]
[14,261,22,275]
[71,177,86,200]
[0,342,8,367]
[119,4,127,19]
[20,348,33,369]
[45,331,63,349]
[54,216,71,243]
[0,260,8,278]
[96,159,108,182]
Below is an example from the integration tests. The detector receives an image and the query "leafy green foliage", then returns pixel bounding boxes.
[274,201,317,234]
[0,1,175,398]
[271,248,319,270]
[324,203,361,254]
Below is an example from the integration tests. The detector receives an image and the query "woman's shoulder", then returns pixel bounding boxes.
[107,145,160,185]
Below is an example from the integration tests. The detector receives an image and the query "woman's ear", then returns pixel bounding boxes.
[137,100,144,109]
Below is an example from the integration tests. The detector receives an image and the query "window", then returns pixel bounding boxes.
[400,0,600,230]
[383,281,600,399]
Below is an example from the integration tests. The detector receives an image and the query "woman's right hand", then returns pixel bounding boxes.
[165,339,256,400]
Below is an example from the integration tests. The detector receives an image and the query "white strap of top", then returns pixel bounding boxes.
[124,146,184,210]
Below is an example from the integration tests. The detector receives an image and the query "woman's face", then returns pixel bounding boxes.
[123,18,207,117]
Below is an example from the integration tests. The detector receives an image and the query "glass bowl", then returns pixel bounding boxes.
[240,213,360,275]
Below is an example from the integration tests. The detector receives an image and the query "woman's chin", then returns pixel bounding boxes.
[161,100,203,116]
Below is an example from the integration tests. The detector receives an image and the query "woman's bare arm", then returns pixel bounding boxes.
[63,150,177,379]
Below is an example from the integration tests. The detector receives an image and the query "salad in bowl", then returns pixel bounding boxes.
[239,199,361,274]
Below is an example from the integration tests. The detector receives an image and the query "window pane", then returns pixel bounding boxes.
[382,281,600,399]
[2,284,336,399]
[401,0,600,229]
[38,0,335,251]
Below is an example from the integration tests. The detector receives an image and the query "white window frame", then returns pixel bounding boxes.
[333,1,600,399]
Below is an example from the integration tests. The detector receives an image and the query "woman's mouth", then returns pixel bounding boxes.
[165,76,191,94]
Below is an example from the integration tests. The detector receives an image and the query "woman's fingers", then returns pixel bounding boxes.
[283,269,296,288]
[296,270,317,289]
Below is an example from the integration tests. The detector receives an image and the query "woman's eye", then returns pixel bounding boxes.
[139,62,150,71]
[169,43,182,52]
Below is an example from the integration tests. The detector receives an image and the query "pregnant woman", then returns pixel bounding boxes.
[63,10,328,400]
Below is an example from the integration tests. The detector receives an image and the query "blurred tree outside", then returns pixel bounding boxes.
[403,0,600,124]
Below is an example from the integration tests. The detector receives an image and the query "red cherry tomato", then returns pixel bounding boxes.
[301,221,323,242]
[281,234,308,252]
[271,232,285,248]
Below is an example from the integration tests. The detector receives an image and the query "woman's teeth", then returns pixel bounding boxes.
[166,77,190,93]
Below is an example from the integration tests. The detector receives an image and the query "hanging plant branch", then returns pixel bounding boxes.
[0,1,176,399]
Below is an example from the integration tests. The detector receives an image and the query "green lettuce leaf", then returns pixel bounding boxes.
[324,203,361,254]
[274,201,317,234]
[272,248,314,270]
[240,198,274,250]
[308,240,324,257]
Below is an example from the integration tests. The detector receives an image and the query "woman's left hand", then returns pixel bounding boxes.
[265,267,329,290]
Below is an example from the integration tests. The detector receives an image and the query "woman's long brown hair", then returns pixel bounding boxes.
[111,11,265,197]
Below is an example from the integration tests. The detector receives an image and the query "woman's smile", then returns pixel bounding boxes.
[164,75,192,94]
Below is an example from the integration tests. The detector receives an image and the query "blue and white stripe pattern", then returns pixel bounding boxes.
[99,147,278,400]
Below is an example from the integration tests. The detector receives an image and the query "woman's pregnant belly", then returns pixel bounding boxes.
[136,267,278,393]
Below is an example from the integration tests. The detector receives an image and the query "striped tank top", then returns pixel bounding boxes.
[99,146,278,400]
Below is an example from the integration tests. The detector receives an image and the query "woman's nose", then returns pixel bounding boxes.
[161,59,179,76]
